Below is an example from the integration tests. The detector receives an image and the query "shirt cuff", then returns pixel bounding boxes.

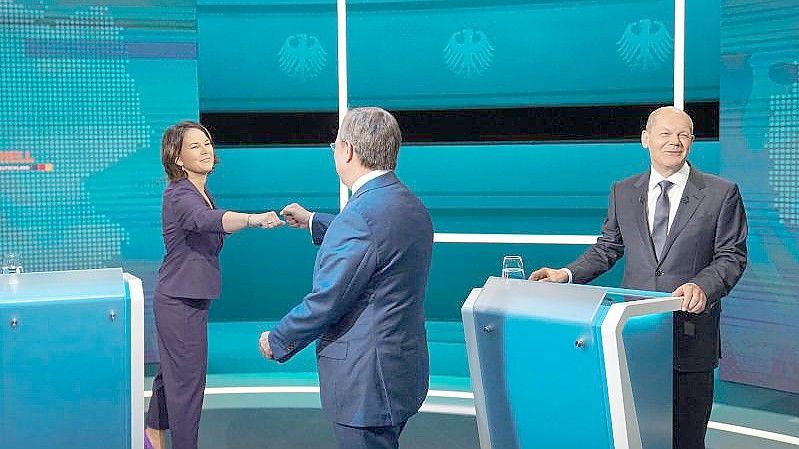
[308,212,315,237]
[560,268,573,283]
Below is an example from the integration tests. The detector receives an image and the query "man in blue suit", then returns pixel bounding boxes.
[259,107,434,449]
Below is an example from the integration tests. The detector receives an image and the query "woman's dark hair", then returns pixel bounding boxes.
[161,121,218,181]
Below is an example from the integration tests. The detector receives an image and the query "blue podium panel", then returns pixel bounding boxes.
[462,278,680,449]
[0,268,143,449]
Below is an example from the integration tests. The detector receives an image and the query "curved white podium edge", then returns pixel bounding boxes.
[601,297,682,449]
[124,273,144,449]
[461,288,492,449]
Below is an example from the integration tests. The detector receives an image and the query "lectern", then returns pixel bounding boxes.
[0,268,144,449]
[462,277,681,449]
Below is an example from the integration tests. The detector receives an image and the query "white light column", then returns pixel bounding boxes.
[337,0,349,209]
[674,0,685,110]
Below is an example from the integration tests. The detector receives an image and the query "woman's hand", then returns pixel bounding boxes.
[248,211,285,229]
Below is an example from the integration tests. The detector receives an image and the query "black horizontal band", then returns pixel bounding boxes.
[201,102,718,146]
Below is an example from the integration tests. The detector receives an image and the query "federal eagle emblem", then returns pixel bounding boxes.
[617,19,673,71]
[278,33,327,81]
[443,28,494,78]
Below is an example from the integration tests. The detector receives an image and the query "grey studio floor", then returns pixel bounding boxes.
[197,408,477,449]
[144,397,799,449]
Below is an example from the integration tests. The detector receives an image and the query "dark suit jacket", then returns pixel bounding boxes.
[155,178,228,299]
[568,166,748,371]
[269,172,434,427]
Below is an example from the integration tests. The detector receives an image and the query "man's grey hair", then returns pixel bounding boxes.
[338,107,402,170]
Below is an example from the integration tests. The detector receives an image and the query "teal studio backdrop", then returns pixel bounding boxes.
[0,0,724,369]
[198,0,720,111]
[3,1,799,442]
[197,0,721,325]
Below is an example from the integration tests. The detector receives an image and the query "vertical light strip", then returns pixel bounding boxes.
[674,0,686,110]
[337,0,350,210]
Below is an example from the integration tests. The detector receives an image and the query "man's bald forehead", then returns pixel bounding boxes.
[646,106,694,132]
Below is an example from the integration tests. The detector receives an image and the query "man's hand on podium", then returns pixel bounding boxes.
[529,267,569,283]
[672,282,707,314]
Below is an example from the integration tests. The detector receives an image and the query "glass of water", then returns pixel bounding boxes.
[502,255,525,279]
[2,253,22,274]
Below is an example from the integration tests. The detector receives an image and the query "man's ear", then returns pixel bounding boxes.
[641,129,649,149]
[344,141,355,163]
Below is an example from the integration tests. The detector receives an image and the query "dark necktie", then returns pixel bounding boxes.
[652,180,674,261]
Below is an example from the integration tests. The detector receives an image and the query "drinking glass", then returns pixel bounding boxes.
[501,255,524,279]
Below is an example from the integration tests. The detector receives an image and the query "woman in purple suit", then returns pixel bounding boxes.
[144,121,283,449]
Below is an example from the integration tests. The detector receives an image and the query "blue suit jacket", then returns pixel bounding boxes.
[155,178,228,299]
[269,172,434,427]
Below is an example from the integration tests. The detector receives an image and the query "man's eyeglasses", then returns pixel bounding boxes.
[329,142,336,152]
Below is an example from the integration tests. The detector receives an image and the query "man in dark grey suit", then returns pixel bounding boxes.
[531,107,748,449]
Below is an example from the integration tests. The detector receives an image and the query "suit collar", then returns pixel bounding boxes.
[351,171,398,199]
[631,176,656,264]
[648,162,691,192]
[633,163,707,266]
[656,166,707,266]
[351,170,390,194]
[632,171,649,189]
[174,177,215,208]
[684,164,707,191]
[635,162,704,190]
